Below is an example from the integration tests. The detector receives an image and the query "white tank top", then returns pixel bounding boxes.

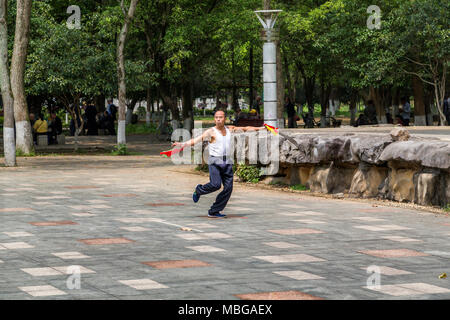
[209,127,231,157]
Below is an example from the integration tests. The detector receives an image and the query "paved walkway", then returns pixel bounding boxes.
[0,155,449,300]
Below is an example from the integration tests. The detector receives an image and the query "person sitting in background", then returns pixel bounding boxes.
[33,113,48,145]
[443,95,449,125]
[248,109,259,120]
[398,97,411,126]
[232,108,242,125]
[48,112,63,144]
[252,96,262,116]
[98,110,115,135]
[355,100,378,126]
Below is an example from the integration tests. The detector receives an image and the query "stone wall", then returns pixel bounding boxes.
[231,129,450,207]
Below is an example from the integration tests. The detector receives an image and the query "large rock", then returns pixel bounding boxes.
[386,163,418,202]
[390,128,410,141]
[414,170,441,206]
[380,141,450,170]
[308,163,356,194]
[350,163,388,198]
[279,134,393,165]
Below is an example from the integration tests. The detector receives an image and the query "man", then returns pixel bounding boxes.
[443,95,450,125]
[285,97,297,128]
[172,108,266,218]
[399,97,411,126]
[85,102,98,135]
[253,96,262,116]
[106,99,117,122]
[33,113,48,145]
[48,112,63,144]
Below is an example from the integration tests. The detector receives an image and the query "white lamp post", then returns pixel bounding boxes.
[254,9,282,128]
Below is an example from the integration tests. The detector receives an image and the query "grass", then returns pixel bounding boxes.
[16,149,36,157]
[125,123,158,135]
[443,204,450,212]
[290,184,309,191]
[195,164,209,173]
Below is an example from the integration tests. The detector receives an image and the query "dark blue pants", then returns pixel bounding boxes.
[196,156,233,214]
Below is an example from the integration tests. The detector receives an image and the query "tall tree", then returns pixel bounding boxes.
[117,0,139,145]
[11,0,33,154]
[0,0,15,166]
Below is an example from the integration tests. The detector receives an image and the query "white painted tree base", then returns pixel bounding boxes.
[117,120,126,145]
[15,121,33,154]
[146,112,151,126]
[414,115,427,126]
[3,127,16,166]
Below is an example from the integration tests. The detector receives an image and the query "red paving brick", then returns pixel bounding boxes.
[142,259,211,269]
[359,249,429,258]
[0,208,33,212]
[235,290,324,300]
[79,238,135,245]
[30,221,78,226]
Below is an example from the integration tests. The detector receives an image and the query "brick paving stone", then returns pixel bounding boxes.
[273,270,325,280]
[119,279,169,290]
[235,290,324,300]
[79,238,135,245]
[19,285,67,297]
[253,254,326,263]
[359,249,430,258]
[268,228,324,235]
[142,260,211,269]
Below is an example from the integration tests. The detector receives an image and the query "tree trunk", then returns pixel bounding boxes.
[11,0,32,154]
[412,75,426,126]
[116,0,139,145]
[0,0,15,166]
[146,87,151,126]
[349,91,357,126]
[303,76,315,118]
[182,81,194,133]
[249,45,254,110]
[319,80,331,128]
[231,46,239,111]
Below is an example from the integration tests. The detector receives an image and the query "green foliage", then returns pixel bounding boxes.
[443,204,450,212]
[290,184,308,191]
[16,149,36,157]
[235,163,261,183]
[111,143,129,156]
[126,123,158,135]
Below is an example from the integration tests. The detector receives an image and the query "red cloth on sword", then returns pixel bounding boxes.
[264,123,279,135]
[160,147,184,158]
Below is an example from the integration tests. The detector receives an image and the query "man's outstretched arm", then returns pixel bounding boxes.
[172,128,212,148]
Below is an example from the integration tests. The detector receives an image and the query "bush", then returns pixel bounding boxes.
[111,143,128,155]
[195,164,209,173]
[235,164,261,183]
[443,204,450,212]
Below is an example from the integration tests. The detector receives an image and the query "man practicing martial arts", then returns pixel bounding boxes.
[172,108,266,218]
